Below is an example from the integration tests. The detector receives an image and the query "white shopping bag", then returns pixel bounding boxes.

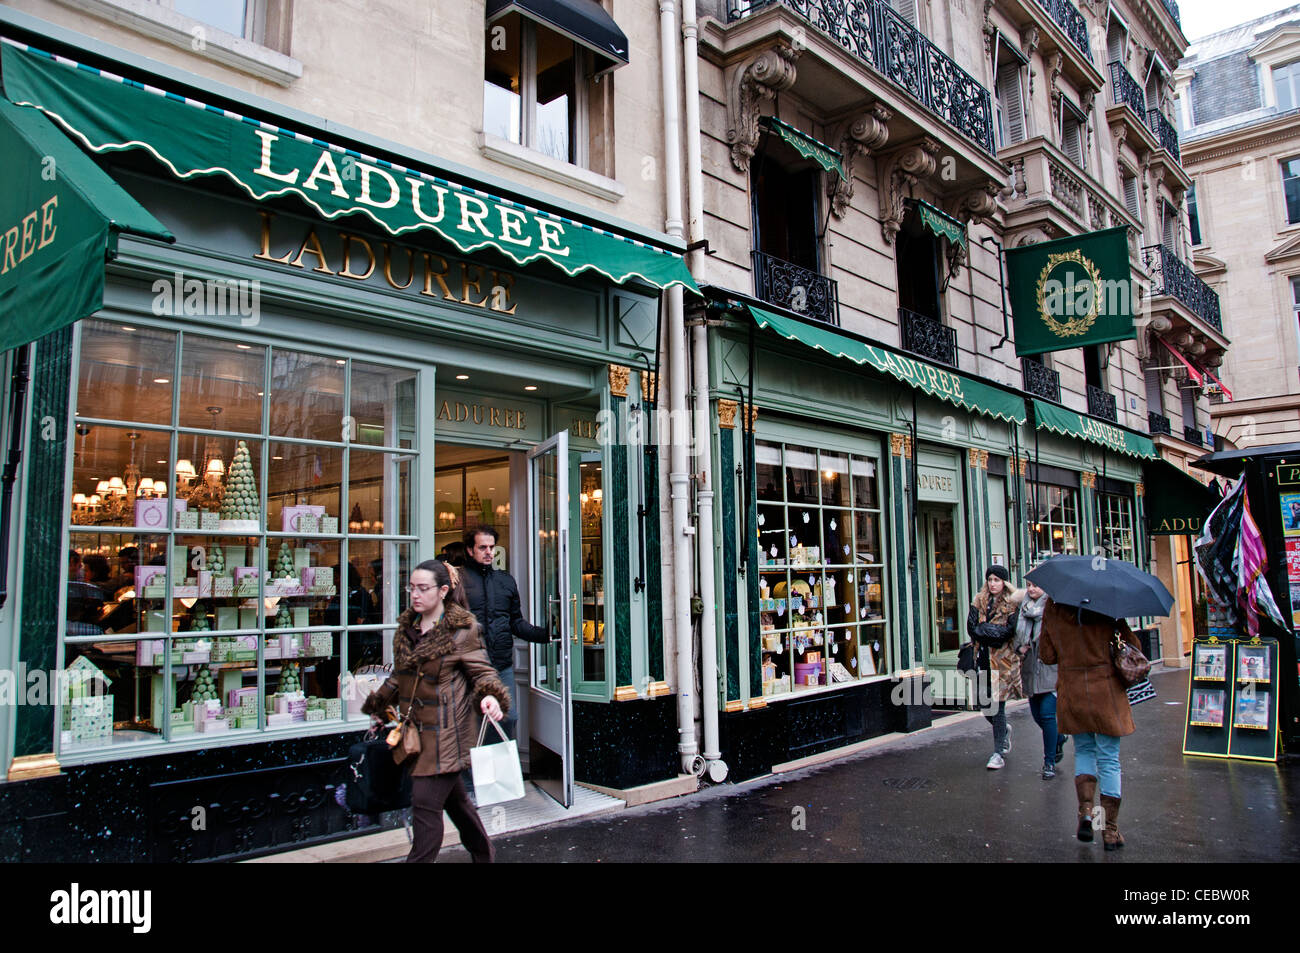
[470,717,526,806]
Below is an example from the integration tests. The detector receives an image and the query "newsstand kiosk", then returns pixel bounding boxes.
[1191,443,1300,757]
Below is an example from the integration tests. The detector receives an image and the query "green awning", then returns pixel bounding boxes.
[1,41,696,294]
[761,116,845,178]
[909,198,967,251]
[1142,458,1220,535]
[750,305,1027,424]
[1032,399,1157,460]
[0,96,173,352]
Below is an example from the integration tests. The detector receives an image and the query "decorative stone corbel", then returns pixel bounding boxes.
[878,138,941,245]
[1048,51,1064,132]
[725,46,800,173]
[1020,27,1041,99]
[982,0,996,57]
[1141,160,1152,204]
[609,364,631,398]
[955,181,1000,224]
[829,104,892,219]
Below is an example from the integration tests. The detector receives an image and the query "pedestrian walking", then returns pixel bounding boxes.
[361,559,510,863]
[966,565,1023,770]
[1014,581,1067,780]
[1038,599,1141,850]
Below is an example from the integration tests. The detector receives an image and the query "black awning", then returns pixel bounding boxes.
[1144,458,1222,536]
[487,0,629,73]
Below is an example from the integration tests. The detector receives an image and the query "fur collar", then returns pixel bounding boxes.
[393,603,477,670]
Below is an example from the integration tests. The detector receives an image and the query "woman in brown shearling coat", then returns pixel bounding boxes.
[362,559,511,863]
[1039,598,1141,851]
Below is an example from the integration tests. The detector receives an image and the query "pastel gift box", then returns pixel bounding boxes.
[171,722,194,736]
[200,510,220,531]
[301,566,334,591]
[233,564,259,587]
[292,607,309,628]
[181,649,209,665]
[224,546,247,569]
[238,608,261,630]
[264,636,280,659]
[134,565,166,594]
[175,509,199,530]
[195,717,228,733]
[173,545,190,573]
[137,639,165,666]
[215,607,238,631]
[309,632,333,656]
[219,670,244,701]
[267,712,293,727]
[143,610,170,633]
[281,504,326,533]
[134,497,180,529]
[304,708,325,722]
[324,698,342,719]
[196,571,212,599]
[320,516,338,534]
[295,514,320,534]
[288,697,307,722]
[212,577,235,599]
[293,548,311,571]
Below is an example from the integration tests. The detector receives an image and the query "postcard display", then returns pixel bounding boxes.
[1183,602,1282,761]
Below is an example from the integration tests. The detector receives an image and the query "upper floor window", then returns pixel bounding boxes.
[1275,61,1300,111]
[1160,200,1180,254]
[993,38,1028,149]
[1061,101,1087,170]
[888,0,920,28]
[1122,172,1141,223]
[1283,157,1300,224]
[1106,16,1128,66]
[172,0,256,38]
[1188,182,1203,245]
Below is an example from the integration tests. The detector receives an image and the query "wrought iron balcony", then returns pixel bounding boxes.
[899,308,957,367]
[1182,425,1204,447]
[1021,357,1061,402]
[1109,62,1146,117]
[1033,0,1092,62]
[1141,244,1222,334]
[727,0,995,155]
[752,250,840,325]
[1159,0,1181,29]
[1147,109,1180,162]
[1087,385,1117,422]
[1148,411,1172,436]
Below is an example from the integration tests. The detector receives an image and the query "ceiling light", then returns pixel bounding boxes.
[524,385,538,392]
[121,326,136,332]
[237,344,251,350]
[154,378,170,384]
[336,360,346,365]
[456,374,469,381]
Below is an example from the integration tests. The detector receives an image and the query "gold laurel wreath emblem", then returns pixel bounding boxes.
[1035,250,1102,338]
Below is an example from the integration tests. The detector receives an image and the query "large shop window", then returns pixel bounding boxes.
[1030,484,1080,564]
[755,441,889,697]
[62,320,418,756]
[1097,491,1135,562]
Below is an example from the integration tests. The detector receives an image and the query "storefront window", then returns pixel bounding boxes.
[1097,491,1135,562]
[756,440,889,697]
[1030,484,1080,564]
[61,320,420,756]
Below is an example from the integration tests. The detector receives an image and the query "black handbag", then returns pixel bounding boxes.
[344,734,413,814]
[957,641,978,674]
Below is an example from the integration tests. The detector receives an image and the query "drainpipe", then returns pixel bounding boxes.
[681,0,725,782]
[660,0,702,776]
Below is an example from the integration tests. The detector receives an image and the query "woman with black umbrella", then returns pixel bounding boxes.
[1039,602,1142,850]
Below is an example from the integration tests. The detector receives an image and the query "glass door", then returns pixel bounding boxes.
[527,430,574,807]
[925,507,961,656]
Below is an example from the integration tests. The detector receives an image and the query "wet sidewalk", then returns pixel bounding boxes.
[474,668,1299,863]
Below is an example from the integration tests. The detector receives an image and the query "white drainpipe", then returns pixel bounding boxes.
[659,0,702,776]
[682,0,726,782]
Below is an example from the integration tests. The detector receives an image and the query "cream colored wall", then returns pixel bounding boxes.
[9,0,668,231]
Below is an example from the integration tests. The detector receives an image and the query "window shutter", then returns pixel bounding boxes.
[890,0,919,27]
[1107,24,1125,65]
[1161,204,1177,250]
[1123,175,1141,221]
[997,65,1026,146]
[1062,117,1082,165]
[1144,369,1164,416]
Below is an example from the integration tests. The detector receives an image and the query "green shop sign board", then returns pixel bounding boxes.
[1032,399,1156,460]
[0,97,172,351]
[1,42,696,294]
[1006,226,1135,357]
[750,306,1026,424]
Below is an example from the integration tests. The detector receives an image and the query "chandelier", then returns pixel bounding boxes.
[177,407,226,510]
[71,430,167,525]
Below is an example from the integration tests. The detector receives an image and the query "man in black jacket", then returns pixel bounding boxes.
[461,526,550,740]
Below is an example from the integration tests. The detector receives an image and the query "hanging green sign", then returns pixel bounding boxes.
[761,116,845,178]
[910,199,967,251]
[1006,226,1135,357]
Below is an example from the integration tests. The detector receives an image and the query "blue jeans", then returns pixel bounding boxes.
[494,664,517,743]
[984,701,1008,753]
[1029,692,1058,766]
[1073,732,1122,798]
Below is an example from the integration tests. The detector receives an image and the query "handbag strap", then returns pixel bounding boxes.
[476,714,510,747]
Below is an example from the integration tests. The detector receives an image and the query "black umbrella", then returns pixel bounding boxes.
[1025,555,1174,619]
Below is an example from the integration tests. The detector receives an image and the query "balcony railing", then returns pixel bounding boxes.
[1087,385,1117,422]
[1109,62,1146,117]
[1034,0,1092,62]
[1147,109,1180,162]
[1141,243,1223,334]
[752,250,840,325]
[728,0,995,155]
[1148,411,1172,436]
[1159,0,1181,29]
[1182,425,1204,447]
[1022,357,1062,402]
[899,308,957,367]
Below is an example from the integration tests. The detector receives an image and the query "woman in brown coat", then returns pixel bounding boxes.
[966,566,1023,770]
[362,559,511,863]
[1038,599,1141,850]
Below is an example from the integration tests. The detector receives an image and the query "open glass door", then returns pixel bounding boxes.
[527,430,574,807]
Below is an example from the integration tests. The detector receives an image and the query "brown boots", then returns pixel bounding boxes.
[1075,774,1097,842]
[1100,794,1124,851]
